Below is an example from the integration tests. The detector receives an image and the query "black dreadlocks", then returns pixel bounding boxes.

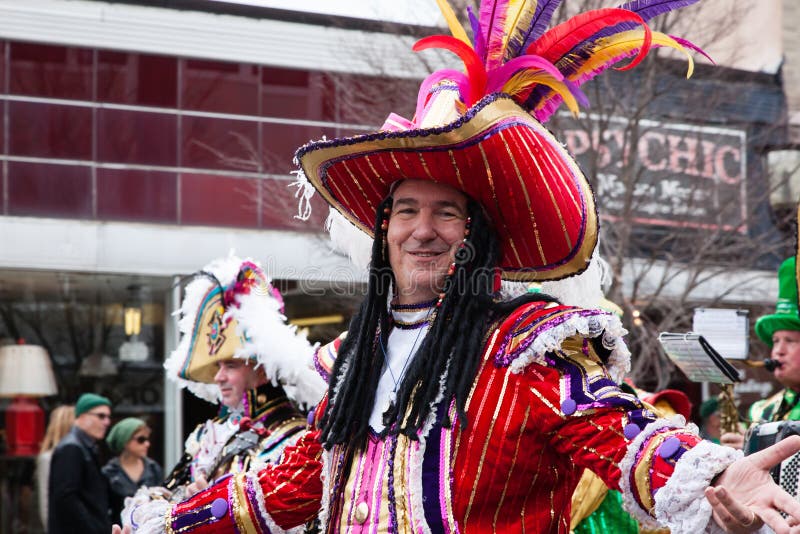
[320,195,558,449]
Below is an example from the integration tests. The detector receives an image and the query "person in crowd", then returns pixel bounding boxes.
[119,256,326,527]
[36,404,75,528]
[122,1,800,533]
[721,257,800,450]
[49,393,112,534]
[103,417,164,523]
[700,397,722,444]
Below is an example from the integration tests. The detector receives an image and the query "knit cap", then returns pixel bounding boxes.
[106,417,146,453]
[74,393,111,417]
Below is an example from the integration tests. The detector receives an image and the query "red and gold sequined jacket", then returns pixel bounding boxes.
[165,303,738,534]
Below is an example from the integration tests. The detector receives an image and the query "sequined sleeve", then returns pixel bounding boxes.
[491,302,739,533]
[167,428,324,533]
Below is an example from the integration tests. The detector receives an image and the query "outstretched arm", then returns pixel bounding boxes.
[707,435,800,533]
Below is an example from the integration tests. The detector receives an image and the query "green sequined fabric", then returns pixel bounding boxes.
[573,490,639,534]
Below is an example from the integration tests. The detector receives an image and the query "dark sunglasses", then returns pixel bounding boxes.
[133,436,150,444]
[87,412,111,421]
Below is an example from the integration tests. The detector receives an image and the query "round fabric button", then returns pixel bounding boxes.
[623,423,641,440]
[354,502,369,524]
[561,398,577,416]
[307,409,315,426]
[210,498,228,519]
[658,436,682,459]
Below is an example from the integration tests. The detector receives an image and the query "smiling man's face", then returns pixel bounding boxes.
[387,179,468,305]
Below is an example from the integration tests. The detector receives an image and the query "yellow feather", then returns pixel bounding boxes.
[435,0,471,46]
[500,0,529,51]
[582,30,694,79]
[503,71,581,117]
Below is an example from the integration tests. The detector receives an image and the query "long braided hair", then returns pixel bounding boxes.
[320,194,558,448]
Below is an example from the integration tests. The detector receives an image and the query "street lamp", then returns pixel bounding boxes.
[123,284,143,337]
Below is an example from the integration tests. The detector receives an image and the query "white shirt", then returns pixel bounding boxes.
[369,304,434,431]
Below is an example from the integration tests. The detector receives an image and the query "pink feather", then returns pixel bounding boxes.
[486,55,563,93]
[479,0,511,71]
[415,69,471,120]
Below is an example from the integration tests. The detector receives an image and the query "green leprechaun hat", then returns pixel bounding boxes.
[755,257,800,345]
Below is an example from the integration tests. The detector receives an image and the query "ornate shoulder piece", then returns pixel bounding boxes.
[313,331,347,383]
[493,301,630,382]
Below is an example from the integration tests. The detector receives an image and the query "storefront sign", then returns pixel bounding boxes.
[559,116,747,233]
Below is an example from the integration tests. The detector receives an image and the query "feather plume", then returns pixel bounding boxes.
[618,0,700,22]
[415,69,470,119]
[497,0,530,58]
[669,35,714,64]
[414,35,487,106]
[576,31,693,79]
[528,9,652,72]
[502,71,581,116]
[486,54,563,93]
[479,0,511,71]
[525,29,690,121]
[435,0,471,46]
[519,0,562,53]
[503,0,539,59]
[467,5,487,63]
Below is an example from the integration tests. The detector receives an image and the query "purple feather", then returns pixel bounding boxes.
[519,0,563,53]
[618,0,700,22]
[669,34,714,64]
[588,0,700,42]
[467,6,487,63]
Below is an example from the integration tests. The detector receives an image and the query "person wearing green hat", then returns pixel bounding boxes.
[700,397,722,444]
[750,257,800,424]
[102,418,163,523]
[48,392,113,534]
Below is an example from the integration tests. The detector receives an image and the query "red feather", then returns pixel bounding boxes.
[414,35,487,106]
[527,9,652,71]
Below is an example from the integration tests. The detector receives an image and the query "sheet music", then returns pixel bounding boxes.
[692,308,749,360]
[658,332,741,385]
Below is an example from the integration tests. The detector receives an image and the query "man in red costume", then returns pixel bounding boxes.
[125,1,800,533]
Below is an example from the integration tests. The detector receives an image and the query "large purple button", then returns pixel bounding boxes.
[307,409,315,426]
[623,423,641,440]
[561,398,577,416]
[658,436,682,459]
[210,498,228,519]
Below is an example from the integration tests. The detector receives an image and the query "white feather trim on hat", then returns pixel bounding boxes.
[164,254,327,407]
[325,208,373,272]
[540,250,604,308]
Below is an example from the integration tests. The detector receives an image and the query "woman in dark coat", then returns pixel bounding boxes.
[102,418,163,523]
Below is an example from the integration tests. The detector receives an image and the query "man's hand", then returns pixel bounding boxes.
[186,474,209,497]
[710,435,800,533]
